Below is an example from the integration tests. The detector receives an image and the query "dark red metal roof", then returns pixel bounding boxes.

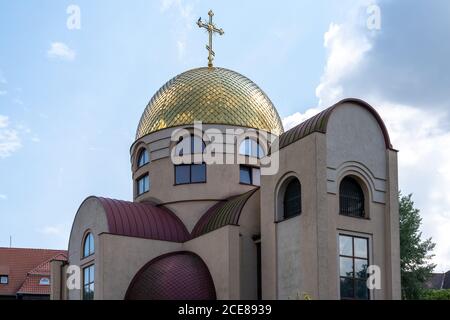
[96,197,190,243]
[125,251,216,300]
[278,98,393,150]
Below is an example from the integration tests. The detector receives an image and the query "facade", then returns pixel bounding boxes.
[51,66,401,300]
[0,248,67,300]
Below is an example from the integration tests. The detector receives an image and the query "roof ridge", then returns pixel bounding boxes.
[0,247,66,251]
[27,252,68,275]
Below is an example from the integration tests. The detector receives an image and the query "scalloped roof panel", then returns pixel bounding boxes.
[96,197,190,243]
[191,188,258,238]
[278,98,393,150]
[125,251,216,300]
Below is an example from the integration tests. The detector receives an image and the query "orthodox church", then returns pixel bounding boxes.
[50,11,401,300]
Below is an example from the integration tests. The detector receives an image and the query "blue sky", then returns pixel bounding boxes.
[1,0,450,271]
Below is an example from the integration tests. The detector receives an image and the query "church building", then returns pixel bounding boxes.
[50,11,401,300]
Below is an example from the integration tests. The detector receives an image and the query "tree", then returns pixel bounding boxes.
[399,193,436,300]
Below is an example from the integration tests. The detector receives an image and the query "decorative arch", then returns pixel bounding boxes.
[337,173,370,219]
[334,161,378,205]
[81,230,94,259]
[275,172,302,222]
[137,147,150,168]
[278,98,393,150]
[132,142,150,171]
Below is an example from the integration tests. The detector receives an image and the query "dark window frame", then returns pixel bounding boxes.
[137,148,150,168]
[82,264,95,301]
[176,134,206,156]
[82,232,94,259]
[239,137,265,159]
[137,173,150,195]
[0,275,8,285]
[239,165,260,186]
[339,176,366,218]
[282,178,302,220]
[174,163,207,185]
[339,234,370,300]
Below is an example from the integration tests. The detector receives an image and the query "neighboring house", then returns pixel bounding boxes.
[426,271,450,290]
[0,248,67,300]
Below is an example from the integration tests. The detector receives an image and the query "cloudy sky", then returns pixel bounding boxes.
[0,0,449,271]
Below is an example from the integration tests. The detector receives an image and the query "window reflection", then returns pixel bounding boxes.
[83,233,94,258]
[175,163,206,185]
[239,138,265,159]
[137,174,150,195]
[339,234,370,300]
[83,265,95,300]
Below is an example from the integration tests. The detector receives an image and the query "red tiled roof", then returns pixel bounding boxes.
[95,197,190,243]
[125,251,216,300]
[17,275,51,295]
[0,248,67,297]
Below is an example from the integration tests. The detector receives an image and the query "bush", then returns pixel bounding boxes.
[422,289,450,300]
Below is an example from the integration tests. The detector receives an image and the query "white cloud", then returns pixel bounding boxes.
[282,107,322,131]
[0,115,21,159]
[283,1,450,271]
[0,194,7,200]
[160,0,194,20]
[315,22,372,107]
[379,103,450,271]
[160,0,196,62]
[31,136,40,143]
[0,90,7,96]
[47,42,76,61]
[38,225,66,236]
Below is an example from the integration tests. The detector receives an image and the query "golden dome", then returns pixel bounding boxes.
[136,67,284,139]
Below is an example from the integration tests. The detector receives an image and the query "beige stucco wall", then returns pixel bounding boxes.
[184,225,240,300]
[67,197,109,300]
[50,260,66,300]
[260,133,324,299]
[238,189,260,300]
[131,124,269,229]
[98,233,181,300]
[261,101,400,300]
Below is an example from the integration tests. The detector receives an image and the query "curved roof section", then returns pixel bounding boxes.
[135,67,284,139]
[278,98,393,150]
[96,197,190,243]
[125,251,216,300]
[191,188,258,238]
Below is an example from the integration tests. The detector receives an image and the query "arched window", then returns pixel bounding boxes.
[137,148,150,168]
[175,135,206,156]
[283,179,302,219]
[239,138,265,159]
[83,232,94,258]
[339,177,365,218]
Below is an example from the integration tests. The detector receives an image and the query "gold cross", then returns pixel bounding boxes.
[197,10,224,68]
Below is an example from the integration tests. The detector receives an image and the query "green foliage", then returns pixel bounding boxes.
[422,289,450,300]
[399,193,436,300]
